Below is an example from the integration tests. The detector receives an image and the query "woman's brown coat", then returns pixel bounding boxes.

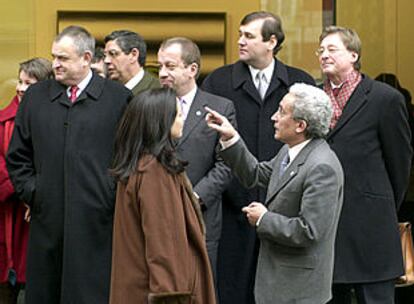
[110,155,216,304]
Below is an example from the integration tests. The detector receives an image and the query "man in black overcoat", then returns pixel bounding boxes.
[6,26,132,303]
[202,11,315,304]
[318,26,412,304]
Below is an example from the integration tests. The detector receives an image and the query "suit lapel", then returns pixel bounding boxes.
[328,76,371,138]
[232,61,262,105]
[54,73,104,107]
[264,59,289,101]
[265,139,321,205]
[178,89,206,147]
[231,59,289,105]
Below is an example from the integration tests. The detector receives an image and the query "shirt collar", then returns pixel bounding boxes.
[179,85,198,105]
[248,58,275,83]
[66,70,93,97]
[329,70,361,90]
[288,139,311,165]
[125,69,144,90]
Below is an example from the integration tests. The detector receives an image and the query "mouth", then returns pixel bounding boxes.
[160,79,173,87]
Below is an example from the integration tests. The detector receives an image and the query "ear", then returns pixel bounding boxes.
[350,51,359,65]
[83,51,93,66]
[268,34,278,51]
[189,62,198,78]
[295,119,307,134]
[130,48,139,64]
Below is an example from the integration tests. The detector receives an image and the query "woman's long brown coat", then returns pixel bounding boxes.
[110,156,216,304]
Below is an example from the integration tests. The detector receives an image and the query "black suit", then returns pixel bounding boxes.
[6,73,132,304]
[325,75,412,303]
[176,88,235,282]
[202,59,315,304]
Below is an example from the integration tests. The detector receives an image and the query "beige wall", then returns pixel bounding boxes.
[397,0,414,102]
[0,1,33,108]
[32,0,260,68]
[0,0,261,108]
[264,0,323,79]
[337,0,414,102]
[2,1,413,108]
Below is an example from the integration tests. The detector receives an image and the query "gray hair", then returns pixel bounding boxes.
[55,25,95,57]
[289,83,332,138]
[319,26,361,71]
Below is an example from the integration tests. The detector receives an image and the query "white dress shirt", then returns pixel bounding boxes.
[66,70,93,99]
[125,69,144,90]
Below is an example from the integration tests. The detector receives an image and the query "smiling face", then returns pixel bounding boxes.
[52,36,91,86]
[318,33,358,83]
[157,43,197,97]
[238,18,276,70]
[16,71,38,102]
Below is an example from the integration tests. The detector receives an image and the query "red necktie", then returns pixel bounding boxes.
[70,86,79,103]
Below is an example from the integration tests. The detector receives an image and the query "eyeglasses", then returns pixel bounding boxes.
[315,47,346,57]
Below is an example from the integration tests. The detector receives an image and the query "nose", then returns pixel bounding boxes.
[158,65,168,78]
[238,35,246,46]
[52,58,60,69]
[271,111,279,122]
[16,82,29,93]
[104,55,111,64]
[319,49,330,59]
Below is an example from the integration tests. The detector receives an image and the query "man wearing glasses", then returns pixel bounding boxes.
[104,30,160,95]
[318,26,412,304]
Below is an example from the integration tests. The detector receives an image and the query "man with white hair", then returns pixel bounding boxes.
[206,83,344,303]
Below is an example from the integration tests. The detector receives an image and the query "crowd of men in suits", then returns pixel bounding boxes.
[1,9,412,304]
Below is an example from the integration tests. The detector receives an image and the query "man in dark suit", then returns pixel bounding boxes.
[317,26,413,304]
[157,37,236,286]
[201,11,315,304]
[6,26,132,303]
[205,83,344,303]
[104,30,160,95]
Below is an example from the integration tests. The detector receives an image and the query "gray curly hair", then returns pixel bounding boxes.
[289,83,332,138]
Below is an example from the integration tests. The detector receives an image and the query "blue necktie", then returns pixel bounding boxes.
[279,153,290,177]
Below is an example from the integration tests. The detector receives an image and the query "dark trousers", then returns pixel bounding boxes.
[0,283,21,304]
[328,281,395,304]
[207,240,219,302]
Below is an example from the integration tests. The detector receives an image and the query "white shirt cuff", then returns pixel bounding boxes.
[256,211,267,227]
[220,133,240,150]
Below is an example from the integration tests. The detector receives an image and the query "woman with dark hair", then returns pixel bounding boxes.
[109,88,216,304]
[0,57,53,303]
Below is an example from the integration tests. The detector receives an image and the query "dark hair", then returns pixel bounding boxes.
[111,88,186,183]
[159,37,201,79]
[241,11,285,55]
[19,57,53,81]
[105,30,147,66]
[55,25,95,56]
[92,46,105,63]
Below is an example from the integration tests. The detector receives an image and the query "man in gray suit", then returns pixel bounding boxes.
[157,37,236,285]
[104,30,160,95]
[206,83,344,304]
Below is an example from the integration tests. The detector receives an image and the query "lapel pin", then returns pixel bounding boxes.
[290,171,295,176]
[196,110,202,116]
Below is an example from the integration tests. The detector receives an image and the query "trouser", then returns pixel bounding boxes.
[328,281,395,304]
[0,283,21,304]
[207,240,219,302]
